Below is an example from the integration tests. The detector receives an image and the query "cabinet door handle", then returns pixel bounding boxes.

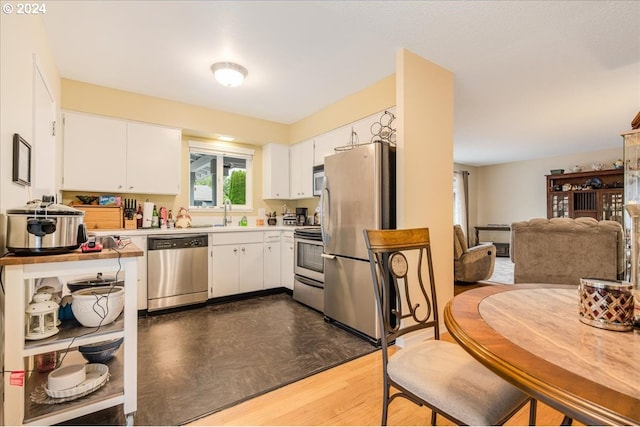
[242,247,246,253]
[233,248,238,253]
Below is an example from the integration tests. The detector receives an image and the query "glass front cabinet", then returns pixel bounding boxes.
[546,169,624,225]
[622,127,640,323]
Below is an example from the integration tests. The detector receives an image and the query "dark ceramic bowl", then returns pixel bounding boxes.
[67,278,123,293]
[78,337,123,363]
[76,195,99,205]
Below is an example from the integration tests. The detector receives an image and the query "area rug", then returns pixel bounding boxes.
[61,293,375,426]
[483,257,515,285]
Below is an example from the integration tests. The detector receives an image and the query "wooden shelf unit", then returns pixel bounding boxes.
[0,247,141,426]
[546,169,624,225]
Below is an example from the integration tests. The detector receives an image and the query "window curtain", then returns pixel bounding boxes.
[453,170,469,245]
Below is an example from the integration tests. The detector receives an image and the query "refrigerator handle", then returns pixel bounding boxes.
[321,175,330,245]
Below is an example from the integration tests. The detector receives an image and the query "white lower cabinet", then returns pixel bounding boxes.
[263,231,281,289]
[211,232,264,297]
[281,231,294,290]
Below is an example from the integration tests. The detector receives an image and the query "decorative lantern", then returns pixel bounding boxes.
[25,292,59,340]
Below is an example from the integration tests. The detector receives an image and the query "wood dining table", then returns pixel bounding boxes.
[443,283,640,426]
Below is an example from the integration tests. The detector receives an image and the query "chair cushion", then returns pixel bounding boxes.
[453,225,468,258]
[388,340,528,426]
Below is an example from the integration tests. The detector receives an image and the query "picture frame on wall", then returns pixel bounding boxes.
[13,133,31,186]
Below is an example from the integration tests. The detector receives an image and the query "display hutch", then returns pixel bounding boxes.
[621,128,640,323]
[546,168,624,225]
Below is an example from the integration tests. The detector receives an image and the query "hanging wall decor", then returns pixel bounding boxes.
[13,133,31,186]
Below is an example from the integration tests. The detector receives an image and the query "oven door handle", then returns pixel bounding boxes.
[321,253,336,260]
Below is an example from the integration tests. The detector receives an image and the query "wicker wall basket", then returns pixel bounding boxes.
[578,278,634,331]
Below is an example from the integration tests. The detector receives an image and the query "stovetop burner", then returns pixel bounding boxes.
[294,226,322,241]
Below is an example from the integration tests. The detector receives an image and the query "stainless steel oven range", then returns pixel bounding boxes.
[293,226,324,312]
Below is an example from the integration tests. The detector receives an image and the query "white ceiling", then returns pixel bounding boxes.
[41,1,640,166]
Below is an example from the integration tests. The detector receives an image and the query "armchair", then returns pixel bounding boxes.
[453,224,496,283]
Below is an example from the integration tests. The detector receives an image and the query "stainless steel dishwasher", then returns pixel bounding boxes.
[147,234,208,311]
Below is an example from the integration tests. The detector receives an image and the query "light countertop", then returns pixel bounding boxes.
[89,225,297,236]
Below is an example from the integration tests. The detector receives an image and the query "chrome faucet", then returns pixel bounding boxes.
[223,199,232,226]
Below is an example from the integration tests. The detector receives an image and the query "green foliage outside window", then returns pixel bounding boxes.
[226,170,246,204]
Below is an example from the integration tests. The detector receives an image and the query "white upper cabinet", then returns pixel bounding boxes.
[62,112,127,192]
[126,121,181,194]
[313,127,350,166]
[289,139,314,199]
[62,111,181,195]
[312,108,397,167]
[262,143,290,199]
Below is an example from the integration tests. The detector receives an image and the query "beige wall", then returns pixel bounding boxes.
[60,77,397,221]
[61,79,288,146]
[0,13,61,245]
[474,147,623,228]
[396,49,454,320]
[289,75,395,143]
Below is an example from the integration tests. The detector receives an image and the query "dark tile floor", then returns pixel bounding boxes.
[61,292,375,426]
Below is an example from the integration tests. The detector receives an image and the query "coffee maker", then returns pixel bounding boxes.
[296,207,308,226]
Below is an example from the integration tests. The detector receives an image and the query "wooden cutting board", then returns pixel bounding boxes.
[73,205,123,229]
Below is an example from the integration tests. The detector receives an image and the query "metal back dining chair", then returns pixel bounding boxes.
[364,227,536,426]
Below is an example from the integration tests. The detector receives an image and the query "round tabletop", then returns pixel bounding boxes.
[444,283,640,426]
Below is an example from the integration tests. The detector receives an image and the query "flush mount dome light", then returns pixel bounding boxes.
[211,62,248,87]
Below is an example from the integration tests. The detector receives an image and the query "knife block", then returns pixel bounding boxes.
[124,219,137,230]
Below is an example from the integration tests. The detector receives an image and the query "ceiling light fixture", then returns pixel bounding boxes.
[211,62,248,87]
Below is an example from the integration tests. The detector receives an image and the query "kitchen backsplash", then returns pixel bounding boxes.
[61,190,320,228]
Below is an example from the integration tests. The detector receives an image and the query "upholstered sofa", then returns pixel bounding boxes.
[454,224,496,283]
[510,217,624,285]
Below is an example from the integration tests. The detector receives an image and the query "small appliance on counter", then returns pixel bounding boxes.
[6,196,88,255]
[296,207,308,226]
[283,214,297,226]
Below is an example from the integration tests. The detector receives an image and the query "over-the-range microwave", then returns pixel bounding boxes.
[312,165,324,197]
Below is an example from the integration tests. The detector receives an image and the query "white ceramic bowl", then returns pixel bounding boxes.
[71,286,124,327]
[47,364,86,391]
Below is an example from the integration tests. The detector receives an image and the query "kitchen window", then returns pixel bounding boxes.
[189,141,254,210]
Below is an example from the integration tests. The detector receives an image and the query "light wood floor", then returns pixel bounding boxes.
[188,334,579,426]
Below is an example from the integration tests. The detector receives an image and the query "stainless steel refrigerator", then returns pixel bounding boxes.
[321,140,395,341]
